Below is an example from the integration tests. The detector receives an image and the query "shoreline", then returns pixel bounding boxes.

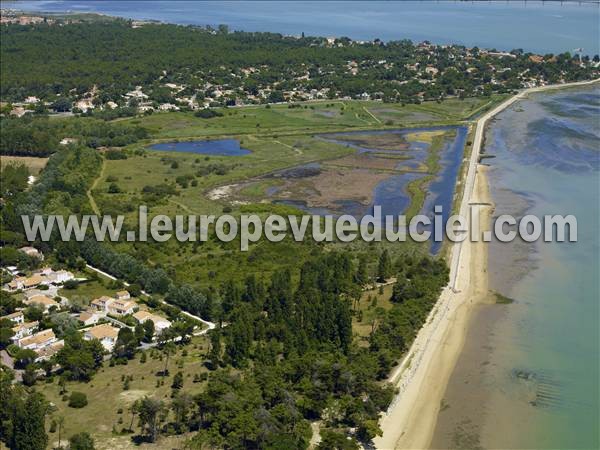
[374,78,600,450]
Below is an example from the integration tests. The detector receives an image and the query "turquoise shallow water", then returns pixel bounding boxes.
[483,86,599,448]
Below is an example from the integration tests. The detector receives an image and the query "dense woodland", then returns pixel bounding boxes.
[0,115,148,156]
[0,137,448,448]
[1,20,597,106]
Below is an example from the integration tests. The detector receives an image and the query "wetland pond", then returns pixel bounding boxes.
[239,126,467,254]
[149,139,251,156]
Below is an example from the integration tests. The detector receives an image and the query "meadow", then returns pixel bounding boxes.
[85,96,505,286]
[39,335,211,449]
[118,95,505,140]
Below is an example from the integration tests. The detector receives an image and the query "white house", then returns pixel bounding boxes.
[46,270,75,284]
[77,311,101,326]
[24,294,59,313]
[84,324,119,351]
[115,290,130,301]
[33,268,74,285]
[6,274,43,291]
[17,328,57,350]
[35,340,64,362]
[1,311,24,324]
[12,321,38,341]
[90,295,137,316]
[133,311,171,333]
[90,296,114,312]
[107,299,137,316]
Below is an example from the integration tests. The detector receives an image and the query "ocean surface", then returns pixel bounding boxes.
[3,0,599,55]
[433,86,600,448]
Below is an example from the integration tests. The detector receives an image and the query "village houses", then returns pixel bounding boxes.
[16,328,65,362]
[77,310,102,327]
[5,267,74,291]
[11,321,39,341]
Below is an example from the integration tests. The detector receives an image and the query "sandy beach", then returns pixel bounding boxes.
[374,79,599,450]
[374,163,492,450]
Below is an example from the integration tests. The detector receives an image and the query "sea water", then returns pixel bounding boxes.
[5,0,599,55]
[434,86,599,449]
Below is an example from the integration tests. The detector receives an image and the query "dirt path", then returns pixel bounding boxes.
[87,158,106,215]
[363,106,382,124]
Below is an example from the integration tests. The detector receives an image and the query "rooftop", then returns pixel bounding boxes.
[85,323,119,340]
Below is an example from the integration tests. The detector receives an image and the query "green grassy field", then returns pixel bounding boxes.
[353,284,395,343]
[119,95,506,141]
[39,336,210,449]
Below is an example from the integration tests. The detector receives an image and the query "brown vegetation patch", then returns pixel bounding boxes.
[308,168,389,208]
[0,155,48,174]
[330,133,410,151]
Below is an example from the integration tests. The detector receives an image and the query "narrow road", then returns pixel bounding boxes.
[85,264,217,335]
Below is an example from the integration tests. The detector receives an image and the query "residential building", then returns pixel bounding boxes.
[133,311,172,333]
[78,311,101,326]
[24,294,59,313]
[12,321,39,341]
[45,269,75,284]
[7,274,43,291]
[115,290,130,300]
[107,299,137,316]
[33,267,74,284]
[17,328,57,350]
[35,341,64,362]
[83,324,119,351]
[1,311,24,324]
[91,295,137,316]
[90,296,114,312]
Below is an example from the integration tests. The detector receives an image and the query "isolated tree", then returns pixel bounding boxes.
[136,397,165,442]
[0,318,15,348]
[171,392,193,432]
[171,320,194,343]
[22,364,37,386]
[128,400,139,432]
[161,342,176,376]
[113,327,137,360]
[171,371,184,391]
[69,432,95,450]
[14,348,36,369]
[355,255,369,286]
[377,250,392,282]
[57,415,65,449]
[142,320,154,343]
[134,322,145,343]
[208,329,221,368]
